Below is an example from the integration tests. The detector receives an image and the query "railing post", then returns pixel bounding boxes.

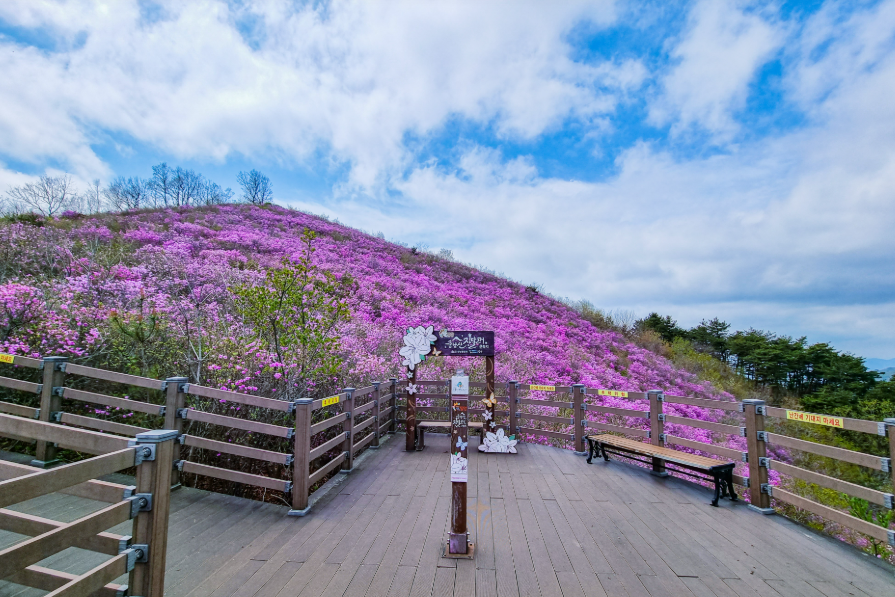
[388,377,398,434]
[885,418,895,491]
[743,399,773,513]
[289,398,313,516]
[508,381,518,438]
[371,382,381,449]
[163,376,188,488]
[342,388,355,472]
[33,356,68,467]
[572,384,586,455]
[130,429,177,597]
[405,371,416,451]
[648,390,667,476]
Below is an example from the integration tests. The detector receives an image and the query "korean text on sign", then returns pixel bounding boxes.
[785,410,844,428]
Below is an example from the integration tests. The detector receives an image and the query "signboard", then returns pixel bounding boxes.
[598,389,628,398]
[785,410,844,429]
[0,354,13,364]
[451,375,469,396]
[450,398,468,483]
[529,384,556,392]
[321,395,340,407]
[431,331,494,356]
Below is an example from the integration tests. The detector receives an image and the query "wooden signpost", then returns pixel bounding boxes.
[446,371,473,557]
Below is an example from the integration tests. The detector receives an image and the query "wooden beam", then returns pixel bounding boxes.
[0,448,135,509]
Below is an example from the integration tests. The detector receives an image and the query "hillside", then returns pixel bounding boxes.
[0,204,729,403]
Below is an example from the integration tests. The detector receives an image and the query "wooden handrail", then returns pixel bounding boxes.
[0,448,136,509]
[0,413,131,455]
[518,398,573,409]
[310,432,348,461]
[310,412,348,436]
[516,426,573,441]
[586,404,649,418]
[8,564,126,597]
[0,400,38,418]
[185,383,292,412]
[766,432,887,470]
[180,461,290,492]
[181,408,293,438]
[182,434,291,465]
[309,452,347,485]
[517,413,573,426]
[0,509,127,555]
[764,406,881,435]
[584,421,650,438]
[43,552,129,597]
[770,487,889,542]
[0,375,40,394]
[64,363,164,390]
[769,459,892,507]
[63,387,164,416]
[664,394,741,412]
[310,392,348,411]
[664,416,741,436]
[0,500,131,578]
[663,435,744,461]
[0,461,131,503]
[57,412,148,437]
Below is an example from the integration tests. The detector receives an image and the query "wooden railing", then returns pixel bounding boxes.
[0,355,401,516]
[0,414,176,597]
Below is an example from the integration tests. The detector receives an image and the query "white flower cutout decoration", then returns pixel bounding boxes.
[478,429,517,453]
[406,383,419,395]
[450,452,468,474]
[482,410,492,420]
[399,325,436,371]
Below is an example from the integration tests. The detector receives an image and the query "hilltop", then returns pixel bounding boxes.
[0,203,724,404]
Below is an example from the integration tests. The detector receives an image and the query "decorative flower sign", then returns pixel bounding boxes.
[478,429,517,453]
[400,325,436,371]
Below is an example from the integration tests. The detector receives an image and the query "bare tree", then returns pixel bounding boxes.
[4,174,79,216]
[82,179,107,213]
[147,163,173,207]
[237,169,273,204]
[197,181,234,205]
[105,176,149,211]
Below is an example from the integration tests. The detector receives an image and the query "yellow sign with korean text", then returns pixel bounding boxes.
[785,410,844,428]
[598,389,628,398]
[0,354,14,364]
[321,395,340,407]
[529,385,556,392]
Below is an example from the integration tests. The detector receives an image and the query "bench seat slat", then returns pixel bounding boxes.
[587,434,734,471]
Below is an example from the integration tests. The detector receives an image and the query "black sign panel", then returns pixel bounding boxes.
[430,330,495,356]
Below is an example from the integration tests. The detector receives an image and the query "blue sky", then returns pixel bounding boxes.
[1,1,894,359]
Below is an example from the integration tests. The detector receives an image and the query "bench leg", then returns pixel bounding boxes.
[726,472,738,502]
[586,438,594,464]
[711,474,721,507]
[600,443,610,462]
[416,426,425,451]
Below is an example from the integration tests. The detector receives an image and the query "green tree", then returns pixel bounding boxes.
[231,228,355,397]
[635,313,687,343]
[689,317,731,362]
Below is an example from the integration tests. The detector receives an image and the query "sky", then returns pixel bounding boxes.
[1,0,894,359]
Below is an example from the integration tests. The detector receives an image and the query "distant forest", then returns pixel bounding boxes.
[636,313,894,422]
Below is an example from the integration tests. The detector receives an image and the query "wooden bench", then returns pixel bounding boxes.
[586,434,738,507]
[415,421,484,450]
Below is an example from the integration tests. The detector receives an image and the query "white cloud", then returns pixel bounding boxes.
[649,0,782,140]
[0,0,638,187]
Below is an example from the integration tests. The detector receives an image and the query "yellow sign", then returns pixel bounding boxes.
[529,384,555,392]
[321,395,340,407]
[0,354,14,364]
[598,389,628,398]
[786,410,844,428]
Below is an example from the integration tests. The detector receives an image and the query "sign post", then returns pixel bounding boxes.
[446,370,474,558]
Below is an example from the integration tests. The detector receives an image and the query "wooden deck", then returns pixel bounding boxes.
[2,434,893,597]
